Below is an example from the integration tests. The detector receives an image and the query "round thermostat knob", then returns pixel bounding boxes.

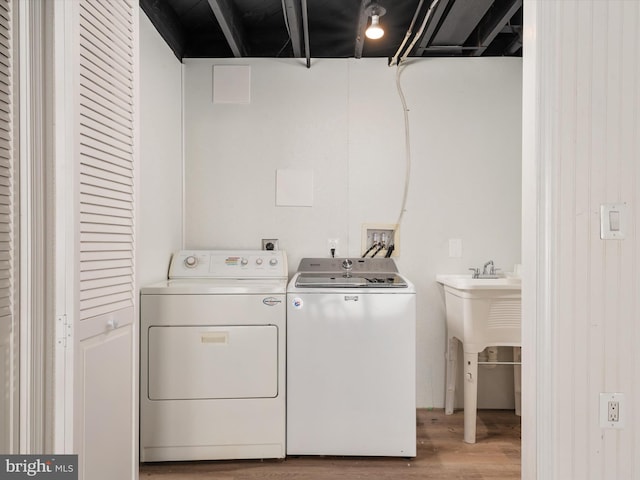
[184,256,197,268]
[241,258,249,266]
[256,258,263,265]
[269,258,278,266]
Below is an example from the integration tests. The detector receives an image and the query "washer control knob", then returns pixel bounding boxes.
[241,258,249,266]
[184,255,198,268]
[269,258,278,266]
[256,258,263,265]
[342,259,353,270]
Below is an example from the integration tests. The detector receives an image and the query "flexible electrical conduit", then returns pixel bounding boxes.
[391,0,441,229]
[398,0,441,64]
[389,0,425,67]
[394,64,411,228]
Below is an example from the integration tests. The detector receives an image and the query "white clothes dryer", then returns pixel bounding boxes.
[140,250,287,462]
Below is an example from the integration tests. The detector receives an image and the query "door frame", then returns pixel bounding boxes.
[17,0,56,454]
[522,1,556,479]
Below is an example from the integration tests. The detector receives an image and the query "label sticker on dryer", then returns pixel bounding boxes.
[224,256,240,266]
[292,297,303,309]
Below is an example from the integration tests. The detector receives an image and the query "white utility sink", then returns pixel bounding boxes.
[435,274,521,290]
[436,273,521,444]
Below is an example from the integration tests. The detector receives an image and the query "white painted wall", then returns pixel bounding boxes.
[523,1,640,478]
[183,57,522,408]
[138,11,183,287]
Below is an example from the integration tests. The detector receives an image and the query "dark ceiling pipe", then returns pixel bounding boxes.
[301,0,311,67]
[283,0,304,58]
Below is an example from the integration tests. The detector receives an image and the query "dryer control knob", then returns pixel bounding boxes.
[241,258,249,266]
[184,255,198,268]
[269,258,278,266]
[256,258,263,265]
[342,259,353,270]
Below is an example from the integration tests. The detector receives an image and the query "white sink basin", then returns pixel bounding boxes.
[436,274,521,290]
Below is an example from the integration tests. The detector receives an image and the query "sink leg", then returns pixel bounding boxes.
[445,337,458,415]
[463,351,478,444]
[513,346,522,416]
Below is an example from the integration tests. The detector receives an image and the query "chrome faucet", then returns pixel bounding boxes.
[469,260,501,279]
[482,260,494,276]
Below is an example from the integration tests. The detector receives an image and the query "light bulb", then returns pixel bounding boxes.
[365,14,384,39]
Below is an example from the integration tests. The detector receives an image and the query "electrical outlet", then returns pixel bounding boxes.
[328,238,339,257]
[361,224,399,257]
[600,393,625,429]
[261,238,279,251]
[608,401,619,422]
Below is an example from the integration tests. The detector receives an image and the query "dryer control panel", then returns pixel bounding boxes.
[169,250,288,279]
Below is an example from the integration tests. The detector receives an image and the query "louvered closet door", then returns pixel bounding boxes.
[73,1,137,479]
[0,0,17,455]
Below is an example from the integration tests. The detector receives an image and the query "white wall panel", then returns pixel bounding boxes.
[138,10,182,287]
[528,1,640,478]
[183,57,522,408]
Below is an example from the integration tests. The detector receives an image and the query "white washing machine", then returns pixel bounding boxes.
[286,257,416,457]
[140,250,287,462]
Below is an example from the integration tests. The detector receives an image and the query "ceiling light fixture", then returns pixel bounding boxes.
[365,4,387,40]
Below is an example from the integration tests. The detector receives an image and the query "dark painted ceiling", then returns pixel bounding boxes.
[141,0,522,63]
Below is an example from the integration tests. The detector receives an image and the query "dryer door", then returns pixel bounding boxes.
[148,325,279,400]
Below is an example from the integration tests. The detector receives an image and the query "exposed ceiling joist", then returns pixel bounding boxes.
[140,0,186,60]
[413,0,452,56]
[354,0,369,59]
[473,0,522,56]
[506,34,523,55]
[431,0,493,46]
[144,0,524,60]
[207,0,248,57]
[283,0,304,58]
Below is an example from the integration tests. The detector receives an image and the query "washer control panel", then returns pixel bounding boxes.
[169,250,287,279]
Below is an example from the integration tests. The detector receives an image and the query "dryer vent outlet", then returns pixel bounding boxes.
[361,224,399,258]
[262,239,279,251]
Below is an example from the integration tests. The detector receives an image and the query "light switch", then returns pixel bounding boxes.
[600,203,627,240]
[609,211,620,231]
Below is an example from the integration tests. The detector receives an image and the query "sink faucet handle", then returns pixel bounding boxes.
[468,267,480,278]
[482,260,494,275]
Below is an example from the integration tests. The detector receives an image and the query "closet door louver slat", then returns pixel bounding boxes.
[0,0,13,330]
[78,0,134,322]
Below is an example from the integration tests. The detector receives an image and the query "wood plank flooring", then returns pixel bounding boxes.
[140,409,521,480]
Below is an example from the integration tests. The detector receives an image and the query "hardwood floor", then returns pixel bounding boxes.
[140,409,521,480]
